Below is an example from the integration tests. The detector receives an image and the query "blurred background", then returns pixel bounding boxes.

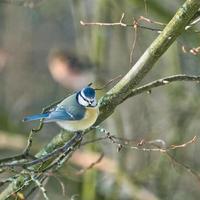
[0,0,200,199]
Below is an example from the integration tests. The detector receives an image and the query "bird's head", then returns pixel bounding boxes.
[77,86,97,107]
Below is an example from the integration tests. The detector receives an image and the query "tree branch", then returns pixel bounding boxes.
[80,13,163,33]
[0,0,200,199]
[96,0,200,123]
[126,74,200,98]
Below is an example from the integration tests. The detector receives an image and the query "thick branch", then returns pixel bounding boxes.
[0,0,200,199]
[97,0,200,123]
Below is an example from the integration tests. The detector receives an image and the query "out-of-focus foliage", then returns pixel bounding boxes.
[0,0,200,199]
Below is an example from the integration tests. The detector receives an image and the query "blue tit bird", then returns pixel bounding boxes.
[23,86,99,132]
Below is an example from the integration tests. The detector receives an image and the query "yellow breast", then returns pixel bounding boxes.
[56,107,99,132]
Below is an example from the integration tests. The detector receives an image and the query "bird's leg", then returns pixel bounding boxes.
[39,131,83,173]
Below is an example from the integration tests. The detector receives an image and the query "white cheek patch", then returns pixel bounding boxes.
[78,95,89,107]
[91,99,97,107]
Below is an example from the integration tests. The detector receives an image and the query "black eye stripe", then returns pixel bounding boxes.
[79,93,90,103]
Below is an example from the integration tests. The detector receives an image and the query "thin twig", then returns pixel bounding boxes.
[81,136,108,146]
[107,134,197,153]
[50,174,66,197]
[169,136,197,150]
[165,153,200,183]
[94,127,197,152]
[129,19,138,65]
[23,121,44,156]
[80,13,128,27]
[146,141,200,183]
[75,153,104,175]
[138,16,166,26]
[80,13,163,33]
[94,75,122,91]
[79,129,199,183]
[182,45,200,55]
[81,13,200,60]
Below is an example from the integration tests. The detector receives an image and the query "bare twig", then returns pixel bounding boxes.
[50,174,66,197]
[80,13,128,27]
[80,13,163,33]
[23,121,44,156]
[81,13,200,60]
[94,126,197,153]
[106,133,197,153]
[165,153,200,183]
[77,130,199,183]
[169,136,197,150]
[129,19,138,65]
[182,45,200,55]
[81,13,200,34]
[75,153,104,175]
[138,16,166,26]
[108,134,200,183]
[93,75,122,90]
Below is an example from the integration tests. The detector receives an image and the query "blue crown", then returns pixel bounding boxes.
[82,87,95,99]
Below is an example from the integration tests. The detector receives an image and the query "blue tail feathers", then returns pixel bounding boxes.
[23,113,49,122]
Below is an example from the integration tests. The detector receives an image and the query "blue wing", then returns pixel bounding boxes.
[44,107,75,122]
[23,108,76,123]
